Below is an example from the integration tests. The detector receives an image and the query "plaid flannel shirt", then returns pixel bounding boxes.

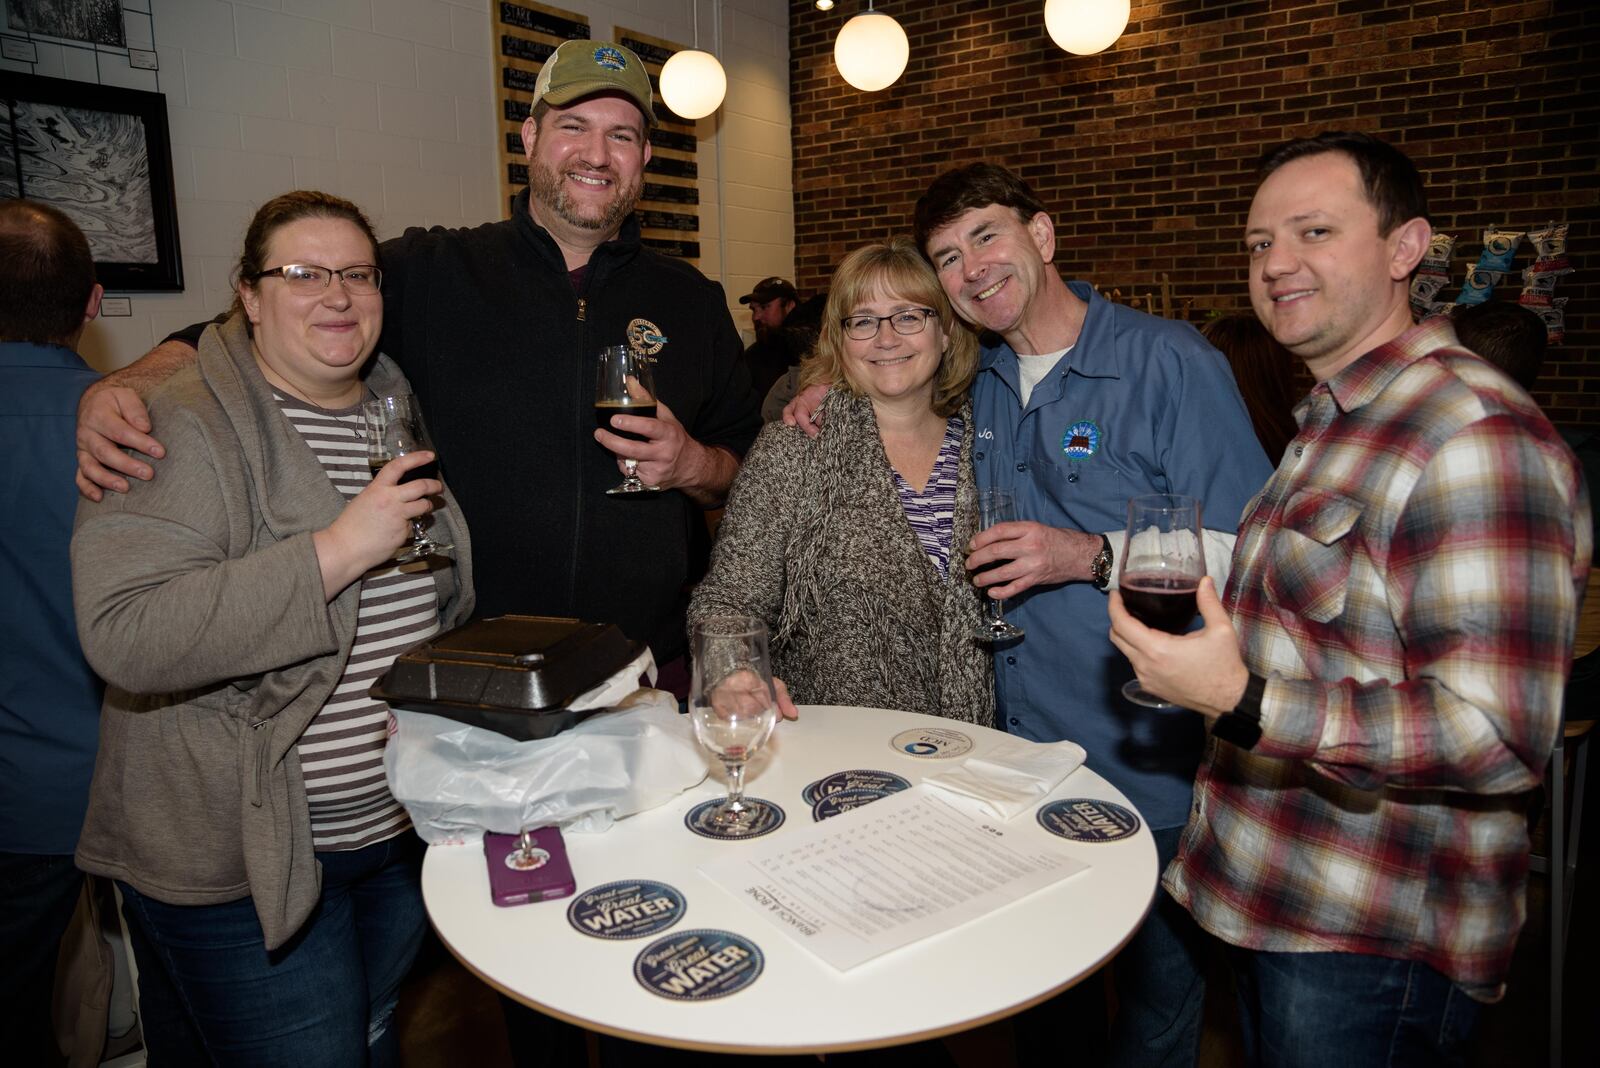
[1164,317,1591,998]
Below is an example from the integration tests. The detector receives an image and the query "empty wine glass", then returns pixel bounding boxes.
[689,615,780,834]
[595,344,660,495]
[1118,493,1204,708]
[361,393,453,563]
[972,488,1026,643]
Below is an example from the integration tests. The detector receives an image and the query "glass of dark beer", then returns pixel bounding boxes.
[594,344,661,495]
[1118,493,1204,708]
[362,393,453,562]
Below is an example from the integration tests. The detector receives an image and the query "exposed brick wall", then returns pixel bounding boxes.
[790,0,1598,425]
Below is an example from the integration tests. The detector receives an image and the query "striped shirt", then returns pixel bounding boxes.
[1164,317,1591,997]
[891,416,963,578]
[272,392,442,851]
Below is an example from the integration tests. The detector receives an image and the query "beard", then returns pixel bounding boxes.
[528,157,641,236]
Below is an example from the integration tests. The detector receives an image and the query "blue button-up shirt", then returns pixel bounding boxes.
[1,341,104,854]
[970,283,1272,828]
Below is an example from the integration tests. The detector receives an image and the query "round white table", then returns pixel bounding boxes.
[421,704,1157,1054]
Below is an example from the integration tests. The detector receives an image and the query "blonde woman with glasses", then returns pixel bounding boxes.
[690,238,992,724]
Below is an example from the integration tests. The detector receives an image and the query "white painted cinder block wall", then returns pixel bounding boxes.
[0,0,794,371]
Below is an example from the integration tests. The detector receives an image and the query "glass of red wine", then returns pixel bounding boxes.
[595,344,661,495]
[362,393,453,563]
[1118,493,1204,708]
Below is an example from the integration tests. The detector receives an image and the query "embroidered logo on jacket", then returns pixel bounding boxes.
[628,318,668,357]
[1061,419,1102,460]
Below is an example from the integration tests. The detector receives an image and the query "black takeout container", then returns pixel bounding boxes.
[370,615,644,741]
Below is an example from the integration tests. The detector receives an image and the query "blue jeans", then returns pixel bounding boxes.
[1104,824,1209,1067]
[1227,947,1481,1068]
[119,832,425,1068]
[0,851,84,1065]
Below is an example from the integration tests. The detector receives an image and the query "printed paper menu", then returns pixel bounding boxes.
[698,786,1089,970]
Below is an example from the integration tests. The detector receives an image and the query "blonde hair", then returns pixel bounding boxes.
[800,237,977,418]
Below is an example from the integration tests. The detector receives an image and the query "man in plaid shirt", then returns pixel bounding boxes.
[1110,131,1590,1066]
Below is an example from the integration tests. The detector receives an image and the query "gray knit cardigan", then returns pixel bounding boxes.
[690,391,994,725]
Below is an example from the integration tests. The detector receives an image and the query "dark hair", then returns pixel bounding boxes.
[232,190,381,331]
[1451,301,1548,391]
[913,163,1048,257]
[1200,314,1302,462]
[801,237,978,418]
[0,199,97,344]
[1258,131,1428,236]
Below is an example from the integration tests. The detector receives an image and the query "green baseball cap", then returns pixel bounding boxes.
[533,40,656,127]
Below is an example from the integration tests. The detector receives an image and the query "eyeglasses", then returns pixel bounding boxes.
[251,263,383,295]
[840,308,938,340]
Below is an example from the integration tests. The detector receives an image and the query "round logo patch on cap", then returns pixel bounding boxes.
[633,929,764,1001]
[1036,798,1141,842]
[1061,420,1101,461]
[567,880,686,940]
[593,45,627,71]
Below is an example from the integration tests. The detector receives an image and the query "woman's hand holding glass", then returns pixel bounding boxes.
[312,451,440,599]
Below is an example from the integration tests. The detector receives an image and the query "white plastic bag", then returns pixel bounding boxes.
[384,687,708,844]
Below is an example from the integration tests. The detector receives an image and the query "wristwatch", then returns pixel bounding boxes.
[1090,534,1114,591]
[1211,673,1265,750]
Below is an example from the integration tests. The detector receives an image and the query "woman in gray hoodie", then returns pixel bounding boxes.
[71,191,473,1067]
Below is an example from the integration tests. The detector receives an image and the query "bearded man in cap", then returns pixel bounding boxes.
[737,275,802,402]
[75,41,762,693]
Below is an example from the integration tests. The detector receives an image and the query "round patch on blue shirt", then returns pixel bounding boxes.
[1061,420,1102,461]
[633,929,764,1001]
[1036,798,1141,842]
[567,880,686,940]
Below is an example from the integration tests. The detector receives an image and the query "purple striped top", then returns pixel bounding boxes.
[890,416,963,578]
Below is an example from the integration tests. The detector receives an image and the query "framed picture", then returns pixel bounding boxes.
[0,71,183,291]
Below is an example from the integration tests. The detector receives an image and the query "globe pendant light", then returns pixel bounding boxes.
[833,4,909,92]
[1043,0,1130,56]
[660,0,727,119]
[660,48,727,119]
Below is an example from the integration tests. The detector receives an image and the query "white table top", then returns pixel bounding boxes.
[422,704,1157,1054]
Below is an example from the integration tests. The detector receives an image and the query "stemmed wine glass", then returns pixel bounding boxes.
[1118,494,1205,708]
[972,488,1026,643]
[688,615,780,834]
[594,344,660,495]
[361,393,453,563]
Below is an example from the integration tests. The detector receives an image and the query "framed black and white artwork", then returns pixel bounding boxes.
[0,72,183,291]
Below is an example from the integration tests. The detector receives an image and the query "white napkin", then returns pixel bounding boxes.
[565,647,658,711]
[920,738,1087,819]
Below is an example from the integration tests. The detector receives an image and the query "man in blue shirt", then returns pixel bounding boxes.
[0,199,107,1063]
[919,164,1270,1065]
[791,164,1271,1065]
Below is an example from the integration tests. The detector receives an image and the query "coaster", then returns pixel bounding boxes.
[684,797,785,840]
[633,929,764,1001]
[812,788,892,821]
[1036,798,1142,842]
[567,880,686,940]
[889,726,974,759]
[802,769,912,805]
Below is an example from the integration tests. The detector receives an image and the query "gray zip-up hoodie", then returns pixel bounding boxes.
[71,313,473,950]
